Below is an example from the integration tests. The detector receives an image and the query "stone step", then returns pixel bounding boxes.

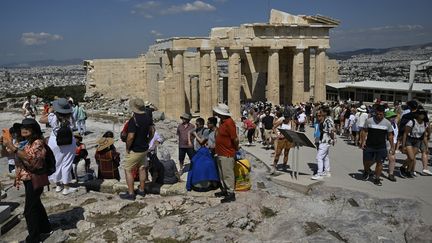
[0,214,19,236]
[0,205,11,224]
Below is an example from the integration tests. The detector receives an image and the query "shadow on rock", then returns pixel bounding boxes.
[49,207,85,231]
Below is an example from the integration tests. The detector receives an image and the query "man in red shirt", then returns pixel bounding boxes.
[214,103,239,203]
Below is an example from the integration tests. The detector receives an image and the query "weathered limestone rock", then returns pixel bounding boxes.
[405,225,432,243]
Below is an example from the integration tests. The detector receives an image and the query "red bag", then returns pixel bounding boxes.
[120,121,129,142]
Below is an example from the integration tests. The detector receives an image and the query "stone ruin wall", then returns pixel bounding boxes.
[85,56,147,101]
[84,50,340,117]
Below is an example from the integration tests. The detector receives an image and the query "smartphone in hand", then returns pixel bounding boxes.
[2,128,12,142]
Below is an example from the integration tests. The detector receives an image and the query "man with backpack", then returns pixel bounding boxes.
[119,98,154,200]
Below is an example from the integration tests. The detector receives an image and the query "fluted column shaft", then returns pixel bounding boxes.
[228,49,241,120]
[199,49,212,118]
[267,48,281,105]
[314,48,327,102]
[292,48,305,104]
[172,50,186,117]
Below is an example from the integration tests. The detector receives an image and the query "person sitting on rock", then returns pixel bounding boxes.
[150,147,180,185]
[147,131,164,181]
[95,132,120,181]
[72,133,90,182]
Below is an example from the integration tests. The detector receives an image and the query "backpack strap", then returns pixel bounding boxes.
[236,160,251,172]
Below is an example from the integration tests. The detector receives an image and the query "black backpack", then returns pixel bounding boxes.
[31,144,56,176]
[56,120,73,146]
[397,113,413,139]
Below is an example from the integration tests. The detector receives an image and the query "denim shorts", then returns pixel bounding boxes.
[406,137,422,148]
[363,147,387,163]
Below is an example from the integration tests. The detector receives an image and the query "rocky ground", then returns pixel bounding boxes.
[0,112,431,242]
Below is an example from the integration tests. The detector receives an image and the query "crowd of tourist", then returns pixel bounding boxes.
[239,99,431,186]
[1,93,431,241]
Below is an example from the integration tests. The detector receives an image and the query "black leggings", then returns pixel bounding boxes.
[247,129,255,143]
[178,148,195,166]
[24,180,51,243]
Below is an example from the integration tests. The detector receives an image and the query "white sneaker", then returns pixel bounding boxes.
[311,174,323,180]
[62,187,77,195]
[324,171,331,177]
[55,186,63,193]
[422,169,432,176]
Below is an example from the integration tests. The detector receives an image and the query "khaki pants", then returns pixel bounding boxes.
[274,138,293,164]
[216,156,235,193]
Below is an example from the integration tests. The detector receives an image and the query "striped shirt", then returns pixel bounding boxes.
[364,117,393,149]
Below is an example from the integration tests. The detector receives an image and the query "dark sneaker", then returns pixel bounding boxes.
[214,191,227,198]
[399,167,407,178]
[406,172,414,179]
[388,174,397,182]
[373,177,382,186]
[221,192,236,203]
[119,192,136,201]
[135,189,146,197]
[362,171,371,181]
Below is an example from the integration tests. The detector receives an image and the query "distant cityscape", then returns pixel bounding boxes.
[0,65,86,97]
[337,44,432,82]
[0,43,431,99]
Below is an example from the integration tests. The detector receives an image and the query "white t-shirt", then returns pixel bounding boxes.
[297,113,306,123]
[357,112,368,128]
[406,119,426,139]
[48,113,74,137]
[349,114,359,131]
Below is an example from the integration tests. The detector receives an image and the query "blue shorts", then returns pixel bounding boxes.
[363,147,387,163]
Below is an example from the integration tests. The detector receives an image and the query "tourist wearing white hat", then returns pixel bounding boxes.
[356,104,369,148]
[213,103,239,203]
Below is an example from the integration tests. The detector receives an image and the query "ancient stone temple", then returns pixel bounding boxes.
[85,10,340,120]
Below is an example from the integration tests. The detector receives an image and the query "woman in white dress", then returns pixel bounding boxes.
[40,98,77,195]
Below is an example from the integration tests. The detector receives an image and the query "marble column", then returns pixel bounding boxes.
[172,50,186,118]
[314,48,327,102]
[304,48,311,101]
[228,49,241,121]
[199,49,212,118]
[292,48,305,104]
[210,50,219,107]
[191,76,199,113]
[267,48,281,105]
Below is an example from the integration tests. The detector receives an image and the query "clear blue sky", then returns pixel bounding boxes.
[0,0,431,64]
